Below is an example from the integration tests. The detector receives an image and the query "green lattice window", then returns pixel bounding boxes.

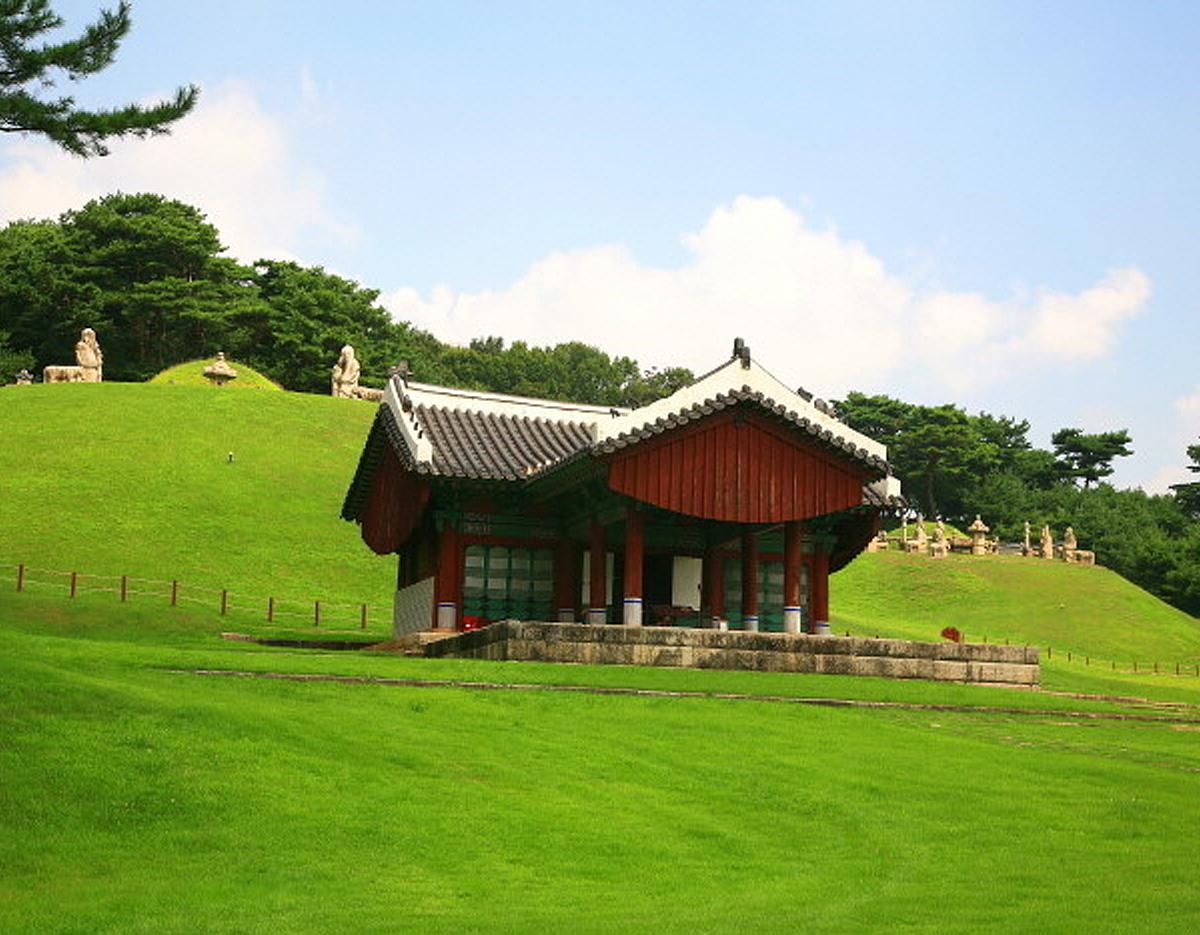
[723,559,804,631]
[462,545,554,622]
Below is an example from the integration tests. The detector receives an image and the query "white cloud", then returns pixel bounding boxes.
[1141,388,1200,493]
[0,80,355,263]
[383,195,1150,398]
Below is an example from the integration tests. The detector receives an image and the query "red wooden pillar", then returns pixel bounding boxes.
[588,520,608,625]
[623,505,644,626]
[783,520,803,634]
[810,543,830,635]
[702,545,725,629]
[554,538,578,622]
[434,525,460,630]
[741,530,759,631]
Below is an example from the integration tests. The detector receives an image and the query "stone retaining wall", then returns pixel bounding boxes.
[422,621,1039,685]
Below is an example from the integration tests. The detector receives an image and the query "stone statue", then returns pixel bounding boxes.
[906,516,927,554]
[331,345,361,398]
[75,328,103,382]
[14,369,32,385]
[1064,526,1078,551]
[1040,524,1054,560]
[202,352,238,387]
[44,327,104,383]
[1023,521,1032,556]
[930,519,948,558]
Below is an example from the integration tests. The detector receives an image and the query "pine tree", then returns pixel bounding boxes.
[0,1,196,156]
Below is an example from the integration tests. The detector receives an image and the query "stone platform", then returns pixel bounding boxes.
[421,621,1039,685]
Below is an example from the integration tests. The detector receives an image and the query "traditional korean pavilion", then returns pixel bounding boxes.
[342,339,902,636]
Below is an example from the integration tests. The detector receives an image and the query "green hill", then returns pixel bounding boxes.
[4,381,1200,931]
[148,358,283,389]
[0,383,390,616]
[2,380,1197,660]
[833,551,1200,665]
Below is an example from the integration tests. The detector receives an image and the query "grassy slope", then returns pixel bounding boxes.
[3,385,1200,930]
[0,383,391,614]
[148,359,283,389]
[834,551,1200,664]
[2,600,1199,933]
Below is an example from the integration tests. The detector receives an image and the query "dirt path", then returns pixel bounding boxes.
[170,668,1200,723]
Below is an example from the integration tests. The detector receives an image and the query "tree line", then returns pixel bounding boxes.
[0,192,1196,616]
[0,192,693,407]
[835,393,1200,615]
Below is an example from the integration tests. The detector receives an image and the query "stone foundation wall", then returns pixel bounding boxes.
[422,621,1039,685]
[393,576,434,637]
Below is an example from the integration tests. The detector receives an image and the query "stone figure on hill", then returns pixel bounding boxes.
[930,519,948,558]
[15,369,33,385]
[75,328,103,382]
[1064,526,1078,551]
[1040,524,1054,560]
[906,516,927,554]
[331,345,361,398]
[44,328,103,383]
[1023,521,1032,556]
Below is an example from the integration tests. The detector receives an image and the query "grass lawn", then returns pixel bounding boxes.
[0,383,392,615]
[4,380,1200,931]
[3,592,1200,932]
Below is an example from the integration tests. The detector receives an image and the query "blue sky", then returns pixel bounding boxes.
[4,1,1199,490]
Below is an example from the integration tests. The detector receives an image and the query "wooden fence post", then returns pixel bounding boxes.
[16,563,24,592]
[70,571,77,598]
[314,600,320,627]
[170,580,178,607]
[360,603,367,630]
[221,589,228,616]
[268,597,275,623]
[120,575,128,602]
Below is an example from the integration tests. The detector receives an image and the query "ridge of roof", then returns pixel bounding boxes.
[401,378,625,420]
[370,346,891,484]
[591,386,888,474]
[594,357,885,461]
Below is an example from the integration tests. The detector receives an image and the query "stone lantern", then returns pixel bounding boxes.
[968,515,990,556]
[202,353,238,387]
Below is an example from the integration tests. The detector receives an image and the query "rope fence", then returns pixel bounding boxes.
[2,561,378,632]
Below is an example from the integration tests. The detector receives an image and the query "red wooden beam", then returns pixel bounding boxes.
[623,505,644,626]
[588,520,607,625]
[783,520,803,634]
[741,530,759,631]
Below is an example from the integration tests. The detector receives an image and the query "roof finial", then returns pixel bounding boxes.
[732,337,751,369]
[389,360,413,384]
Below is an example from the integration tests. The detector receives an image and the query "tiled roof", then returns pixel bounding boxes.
[416,404,595,481]
[344,347,904,517]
